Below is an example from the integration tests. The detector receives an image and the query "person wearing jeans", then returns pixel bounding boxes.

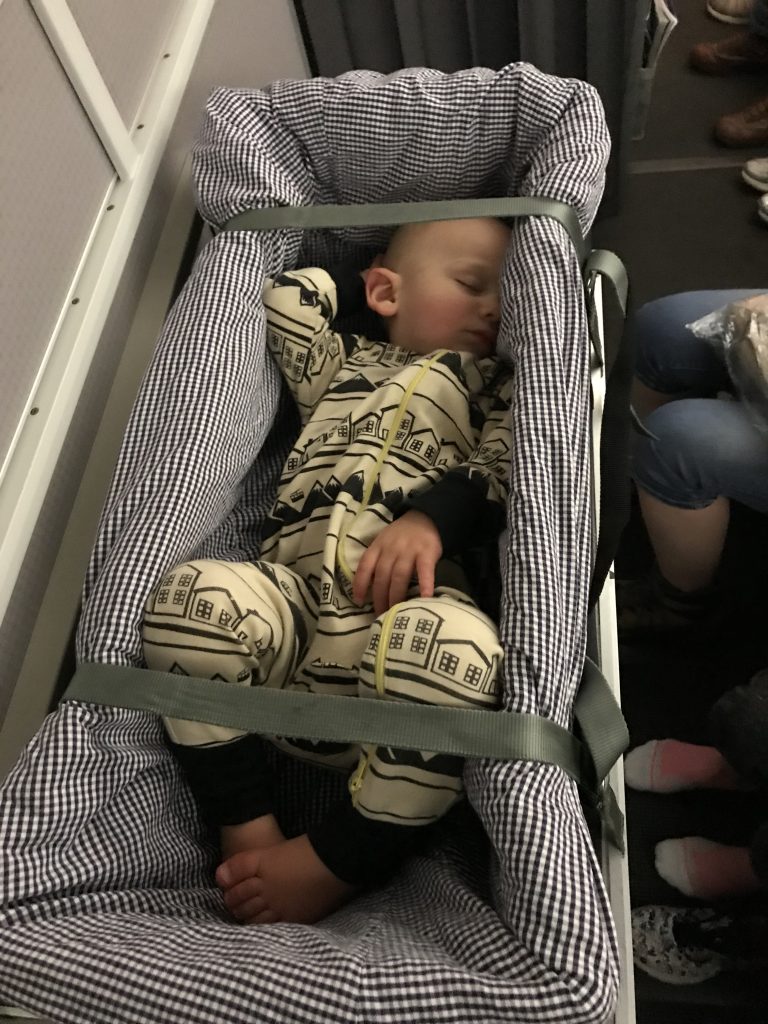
[619,288,768,634]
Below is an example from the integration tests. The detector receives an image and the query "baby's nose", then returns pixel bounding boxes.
[482,294,500,322]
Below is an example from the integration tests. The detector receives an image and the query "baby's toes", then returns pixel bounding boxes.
[216,849,261,890]
[223,876,264,918]
[243,906,280,926]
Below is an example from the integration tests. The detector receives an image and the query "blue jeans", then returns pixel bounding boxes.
[632,290,768,513]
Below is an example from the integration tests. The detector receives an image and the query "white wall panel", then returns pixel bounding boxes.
[0,0,113,477]
[0,0,309,769]
[67,0,184,126]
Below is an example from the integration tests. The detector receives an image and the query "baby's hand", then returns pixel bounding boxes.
[352,510,442,615]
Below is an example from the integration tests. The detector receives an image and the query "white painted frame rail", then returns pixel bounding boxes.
[0,0,215,633]
[590,276,636,1024]
[29,0,139,180]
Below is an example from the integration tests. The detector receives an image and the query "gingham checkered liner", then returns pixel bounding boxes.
[0,64,619,1022]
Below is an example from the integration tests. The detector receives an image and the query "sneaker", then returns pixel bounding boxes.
[716,93,768,146]
[707,0,755,24]
[689,30,768,74]
[615,570,714,638]
[742,155,768,190]
[632,905,731,985]
[759,192,768,223]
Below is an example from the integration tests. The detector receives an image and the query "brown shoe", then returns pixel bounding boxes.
[715,93,768,146]
[689,31,768,74]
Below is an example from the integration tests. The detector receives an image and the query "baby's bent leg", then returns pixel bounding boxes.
[141,559,314,861]
[142,559,314,745]
[353,592,502,826]
[286,592,502,914]
[217,592,503,922]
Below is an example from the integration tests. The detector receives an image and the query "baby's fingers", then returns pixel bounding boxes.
[416,553,436,600]
[353,547,378,605]
[386,557,414,612]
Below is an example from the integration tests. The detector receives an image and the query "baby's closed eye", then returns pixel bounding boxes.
[456,278,482,294]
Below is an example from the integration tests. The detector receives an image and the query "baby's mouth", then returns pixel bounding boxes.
[469,329,495,348]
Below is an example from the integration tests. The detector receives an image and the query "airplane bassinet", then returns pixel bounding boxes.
[0,62,630,1024]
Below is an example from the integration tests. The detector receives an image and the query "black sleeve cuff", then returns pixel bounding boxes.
[168,734,274,827]
[326,262,367,318]
[405,471,505,556]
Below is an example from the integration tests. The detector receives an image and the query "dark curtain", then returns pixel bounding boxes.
[293,0,649,213]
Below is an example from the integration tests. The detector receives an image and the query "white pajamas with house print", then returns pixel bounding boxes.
[142,267,513,827]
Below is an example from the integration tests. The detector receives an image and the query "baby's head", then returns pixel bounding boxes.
[364,217,510,357]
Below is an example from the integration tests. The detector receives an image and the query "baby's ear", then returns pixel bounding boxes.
[365,266,399,318]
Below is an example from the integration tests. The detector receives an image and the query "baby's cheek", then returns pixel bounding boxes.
[425,296,466,330]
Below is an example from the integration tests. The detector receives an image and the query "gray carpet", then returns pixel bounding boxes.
[594,0,768,307]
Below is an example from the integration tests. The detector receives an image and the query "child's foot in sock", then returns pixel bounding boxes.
[624,739,747,793]
[216,833,357,924]
[655,836,762,900]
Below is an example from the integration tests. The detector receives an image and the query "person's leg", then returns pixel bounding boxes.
[142,559,317,858]
[143,559,364,924]
[620,397,768,633]
[635,398,768,581]
[217,591,503,925]
[638,492,729,592]
[632,289,765,418]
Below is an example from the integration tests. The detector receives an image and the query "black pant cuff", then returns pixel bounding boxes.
[168,733,274,827]
[307,800,435,886]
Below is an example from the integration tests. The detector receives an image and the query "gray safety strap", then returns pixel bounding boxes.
[64,657,626,850]
[221,198,633,375]
[220,196,589,263]
[574,660,629,853]
[574,659,629,783]
[583,247,629,368]
[585,249,628,316]
[65,662,586,782]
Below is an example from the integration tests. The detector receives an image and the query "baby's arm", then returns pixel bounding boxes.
[263,267,362,421]
[402,376,513,549]
[353,377,513,613]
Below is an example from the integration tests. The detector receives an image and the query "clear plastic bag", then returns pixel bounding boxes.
[688,299,768,434]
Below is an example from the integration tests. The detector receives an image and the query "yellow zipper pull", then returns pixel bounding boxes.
[348,748,371,793]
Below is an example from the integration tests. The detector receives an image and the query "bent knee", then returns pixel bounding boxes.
[141,559,255,669]
[359,597,501,709]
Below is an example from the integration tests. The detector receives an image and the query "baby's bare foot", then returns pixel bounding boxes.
[220,814,285,861]
[216,834,356,924]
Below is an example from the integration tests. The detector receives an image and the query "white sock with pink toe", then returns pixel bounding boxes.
[655,837,761,900]
[624,739,745,793]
